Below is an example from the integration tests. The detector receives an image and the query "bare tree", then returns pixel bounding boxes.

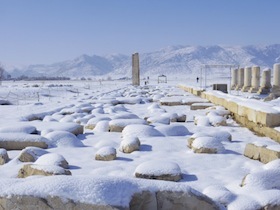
[0,64,4,86]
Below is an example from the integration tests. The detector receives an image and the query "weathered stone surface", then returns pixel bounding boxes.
[244,143,280,163]
[0,195,123,210]
[129,191,157,210]
[18,164,71,178]
[0,148,9,165]
[156,191,221,210]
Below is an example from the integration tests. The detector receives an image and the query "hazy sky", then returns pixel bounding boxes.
[1,0,280,65]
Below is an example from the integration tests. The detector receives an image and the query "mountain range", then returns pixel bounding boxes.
[4,44,280,79]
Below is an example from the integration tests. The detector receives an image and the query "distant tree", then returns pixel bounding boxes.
[0,64,5,85]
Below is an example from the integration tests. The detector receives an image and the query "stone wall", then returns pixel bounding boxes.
[178,85,280,143]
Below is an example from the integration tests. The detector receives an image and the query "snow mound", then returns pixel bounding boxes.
[45,131,84,148]
[155,124,190,136]
[35,153,69,169]
[194,116,211,126]
[263,159,280,170]
[112,113,139,119]
[122,125,164,138]
[227,195,262,210]
[242,169,280,190]
[93,120,110,132]
[203,185,236,206]
[0,125,37,134]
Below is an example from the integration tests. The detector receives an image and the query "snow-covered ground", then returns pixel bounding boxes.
[0,79,280,209]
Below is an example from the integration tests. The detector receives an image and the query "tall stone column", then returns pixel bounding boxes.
[241,67,252,92]
[235,68,244,90]
[249,66,260,93]
[258,69,272,94]
[273,63,280,87]
[132,53,140,86]
[231,69,238,90]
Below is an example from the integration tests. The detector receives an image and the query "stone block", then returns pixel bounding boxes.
[244,143,280,163]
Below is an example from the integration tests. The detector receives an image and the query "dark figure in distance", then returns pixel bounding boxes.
[196,77,199,83]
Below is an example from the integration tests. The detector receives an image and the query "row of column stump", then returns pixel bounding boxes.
[231,63,280,95]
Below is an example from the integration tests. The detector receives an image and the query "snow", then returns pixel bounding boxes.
[35,153,67,167]
[1,79,280,208]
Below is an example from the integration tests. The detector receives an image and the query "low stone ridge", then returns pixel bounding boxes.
[0,133,49,150]
[95,147,117,161]
[0,148,9,165]
[18,164,72,178]
[244,143,280,163]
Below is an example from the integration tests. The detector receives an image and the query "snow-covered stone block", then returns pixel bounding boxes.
[0,125,37,134]
[0,133,49,150]
[84,117,111,130]
[134,160,182,182]
[95,147,116,161]
[191,137,225,154]
[109,119,147,132]
[155,124,190,136]
[18,147,49,162]
[146,116,170,125]
[119,137,140,153]
[244,143,280,163]
[191,103,214,110]
[122,124,164,138]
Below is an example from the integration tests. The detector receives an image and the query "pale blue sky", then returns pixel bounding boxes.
[1,0,279,65]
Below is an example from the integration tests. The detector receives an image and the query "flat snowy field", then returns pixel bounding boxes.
[0,78,280,209]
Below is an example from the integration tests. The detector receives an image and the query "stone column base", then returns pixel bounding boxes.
[241,86,251,92]
[248,87,259,93]
[257,87,271,95]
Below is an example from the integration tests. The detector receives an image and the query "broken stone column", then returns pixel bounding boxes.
[249,66,260,93]
[258,69,272,94]
[241,67,252,92]
[231,69,238,90]
[235,68,244,90]
[132,53,140,86]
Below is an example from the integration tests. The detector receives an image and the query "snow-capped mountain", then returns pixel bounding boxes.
[5,44,280,79]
